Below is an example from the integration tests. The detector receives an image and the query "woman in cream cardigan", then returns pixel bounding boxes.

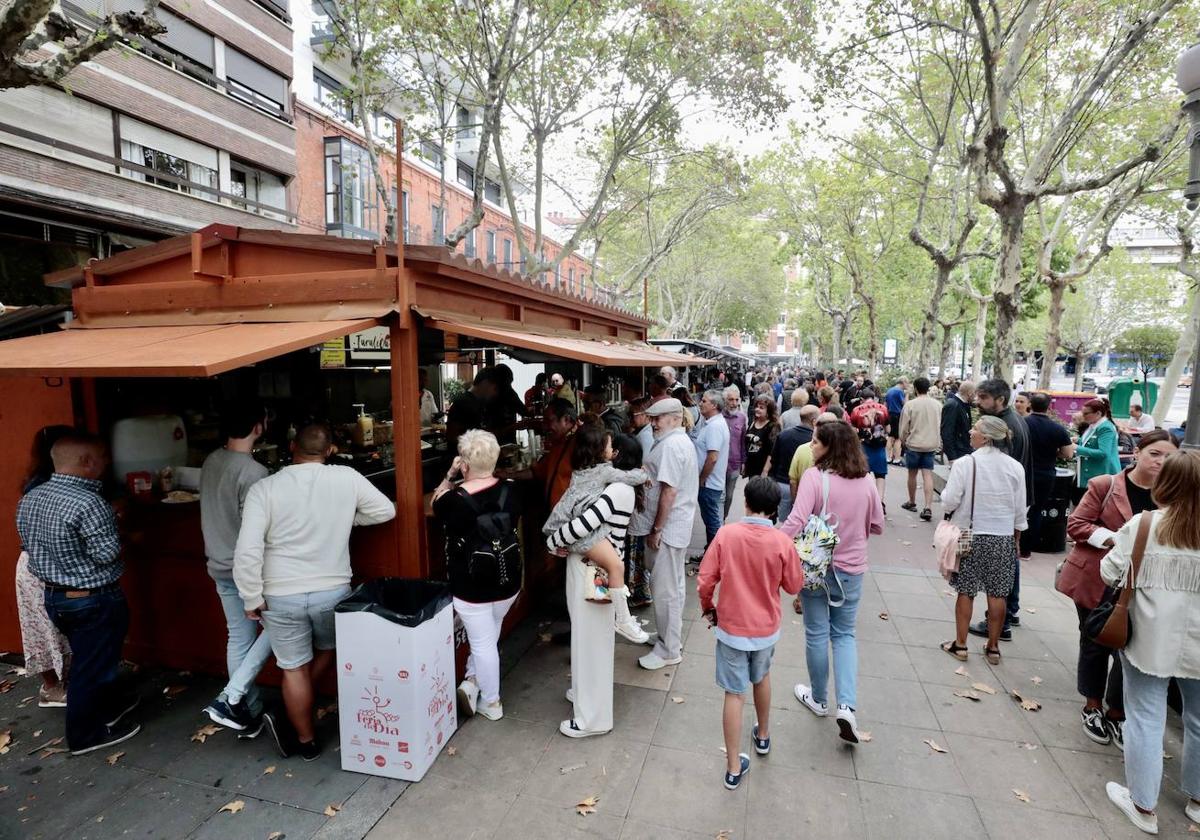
[1101,450,1200,835]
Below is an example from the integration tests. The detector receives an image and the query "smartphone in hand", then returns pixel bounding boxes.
[703,608,717,628]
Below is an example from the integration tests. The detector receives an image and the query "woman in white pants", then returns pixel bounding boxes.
[432,430,522,722]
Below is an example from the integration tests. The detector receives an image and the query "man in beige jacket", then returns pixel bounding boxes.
[898,377,942,521]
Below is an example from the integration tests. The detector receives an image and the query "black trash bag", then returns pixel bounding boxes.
[335,578,452,627]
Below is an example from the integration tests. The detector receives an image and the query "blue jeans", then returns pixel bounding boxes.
[800,567,864,709]
[213,576,272,714]
[1121,653,1200,810]
[44,585,129,749]
[698,486,724,548]
[776,481,793,523]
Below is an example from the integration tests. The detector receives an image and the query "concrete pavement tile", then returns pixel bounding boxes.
[1010,604,1080,635]
[855,674,940,730]
[424,715,553,798]
[651,690,751,756]
[744,762,865,838]
[493,794,625,840]
[851,722,968,795]
[770,621,814,665]
[189,793,329,840]
[1014,582,1075,609]
[927,680,1040,742]
[309,776,408,840]
[154,721,287,791]
[856,639,919,682]
[1048,746,1199,839]
[759,704,857,779]
[668,652,718,697]
[873,570,944,595]
[1035,631,1086,669]
[892,615,963,648]
[6,762,145,840]
[614,646,678,690]
[858,781,987,840]
[943,731,1091,816]
[366,775,514,840]
[499,654,575,725]
[905,645,990,687]
[627,745,748,836]
[683,618,712,655]
[74,775,222,840]
[612,684,668,743]
[1019,699,1120,756]
[248,746,367,811]
[618,818,713,839]
[984,654,1081,704]
[849,611,905,644]
[881,591,957,622]
[970,799,1107,840]
[520,732,649,816]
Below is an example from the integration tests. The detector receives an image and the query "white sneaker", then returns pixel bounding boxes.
[477,700,503,721]
[457,679,479,717]
[1107,782,1159,835]
[835,705,861,744]
[1187,799,1200,825]
[638,652,682,670]
[560,719,608,738]
[615,617,651,644]
[793,683,828,717]
[565,687,575,704]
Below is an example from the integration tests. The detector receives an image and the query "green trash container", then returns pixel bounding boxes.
[1107,378,1158,418]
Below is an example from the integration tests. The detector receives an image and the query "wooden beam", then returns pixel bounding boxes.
[389,316,426,576]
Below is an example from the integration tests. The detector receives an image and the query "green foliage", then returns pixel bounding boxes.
[1115,325,1182,379]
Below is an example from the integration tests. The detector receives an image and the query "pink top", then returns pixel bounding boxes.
[697,520,805,639]
[779,468,883,574]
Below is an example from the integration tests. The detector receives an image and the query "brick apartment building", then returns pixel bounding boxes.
[0,0,592,305]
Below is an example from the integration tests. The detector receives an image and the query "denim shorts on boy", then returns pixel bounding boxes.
[715,639,775,694]
[865,445,888,478]
[259,584,351,670]
[904,450,935,471]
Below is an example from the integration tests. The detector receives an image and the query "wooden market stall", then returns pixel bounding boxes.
[0,223,708,671]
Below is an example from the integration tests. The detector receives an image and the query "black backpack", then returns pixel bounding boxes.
[454,483,521,591]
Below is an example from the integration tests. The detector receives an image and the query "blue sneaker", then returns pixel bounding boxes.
[751,724,770,756]
[723,753,751,790]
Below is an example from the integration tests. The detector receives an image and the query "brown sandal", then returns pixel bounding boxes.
[984,647,1001,665]
[941,640,968,661]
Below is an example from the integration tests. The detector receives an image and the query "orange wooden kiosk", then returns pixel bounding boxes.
[0,224,708,672]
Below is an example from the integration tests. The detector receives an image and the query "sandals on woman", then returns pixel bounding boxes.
[940,640,968,661]
[984,647,1001,665]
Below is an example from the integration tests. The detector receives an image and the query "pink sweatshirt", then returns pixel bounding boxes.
[697,520,805,639]
[779,469,883,574]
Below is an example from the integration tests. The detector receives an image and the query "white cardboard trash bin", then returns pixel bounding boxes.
[335,579,457,781]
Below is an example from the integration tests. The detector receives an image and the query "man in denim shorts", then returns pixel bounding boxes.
[697,477,804,789]
[234,424,394,760]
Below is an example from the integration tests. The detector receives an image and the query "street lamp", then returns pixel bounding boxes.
[1177,42,1200,448]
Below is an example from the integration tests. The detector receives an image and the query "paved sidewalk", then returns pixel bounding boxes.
[0,473,1193,839]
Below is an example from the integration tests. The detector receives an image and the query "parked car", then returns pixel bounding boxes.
[1181,374,1193,388]
[1080,375,1097,393]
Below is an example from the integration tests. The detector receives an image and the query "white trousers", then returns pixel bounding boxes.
[453,593,518,705]
[647,542,688,660]
[566,554,615,733]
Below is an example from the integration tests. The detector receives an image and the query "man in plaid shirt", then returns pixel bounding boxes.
[16,434,140,754]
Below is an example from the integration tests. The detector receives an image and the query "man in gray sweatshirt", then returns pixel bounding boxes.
[201,404,271,735]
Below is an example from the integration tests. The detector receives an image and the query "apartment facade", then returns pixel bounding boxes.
[0,0,298,302]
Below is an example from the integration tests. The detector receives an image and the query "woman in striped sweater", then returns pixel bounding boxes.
[545,429,646,738]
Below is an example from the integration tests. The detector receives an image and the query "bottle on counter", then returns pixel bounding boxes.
[352,403,374,448]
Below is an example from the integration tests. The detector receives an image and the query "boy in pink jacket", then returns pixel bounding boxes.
[697,476,805,790]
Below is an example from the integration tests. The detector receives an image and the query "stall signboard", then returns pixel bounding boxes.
[349,327,391,361]
[319,339,346,369]
[883,338,898,365]
[335,602,457,782]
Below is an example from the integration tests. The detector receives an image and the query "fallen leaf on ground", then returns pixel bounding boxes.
[6,667,26,676]
[27,736,62,755]
[923,739,948,754]
[671,696,685,704]
[17,696,33,708]
[284,772,293,778]
[576,795,599,816]
[96,815,103,823]
[268,833,285,840]
[1030,676,1043,685]
[323,804,341,817]
[971,682,997,695]
[0,785,9,793]
[262,765,276,775]
[31,730,41,738]
[219,800,245,815]
[0,680,15,693]
[315,703,338,721]
[1012,789,1030,803]
[953,690,981,702]
[163,685,187,699]
[0,730,10,754]
[859,731,873,742]
[901,540,913,546]
[954,666,970,677]
[191,724,221,743]
[105,751,124,766]
[1026,608,1037,614]
[559,762,586,775]
[538,632,553,643]
[1010,690,1042,712]
[38,747,68,758]
[716,831,733,840]
[1017,742,1038,750]
[1188,824,1199,833]
[878,612,889,620]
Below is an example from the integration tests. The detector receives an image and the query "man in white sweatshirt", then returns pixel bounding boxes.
[234,423,395,760]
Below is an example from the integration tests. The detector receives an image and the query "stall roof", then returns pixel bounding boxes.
[648,338,756,366]
[420,312,714,367]
[0,319,378,378]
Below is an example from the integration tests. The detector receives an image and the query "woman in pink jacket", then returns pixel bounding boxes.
[779,421,884,744]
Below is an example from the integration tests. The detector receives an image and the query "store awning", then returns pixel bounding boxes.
[421,313,714,367]
[0,319,380,378]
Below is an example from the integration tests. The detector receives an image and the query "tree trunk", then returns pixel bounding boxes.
[1155,287,1200,424]
[971,297,988,381]
[1073,351,1087,391]
[865,300,879,379]
[991,212,1025,379]
[939,324,954,378]
[1037,278,1067,390]
[917,264,950,373]
[831,316,844,364]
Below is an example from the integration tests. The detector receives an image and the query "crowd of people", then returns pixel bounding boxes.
[11,360,1200,821]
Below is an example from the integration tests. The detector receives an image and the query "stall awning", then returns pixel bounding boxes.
[421,313,714,367]
[0,319,380,378]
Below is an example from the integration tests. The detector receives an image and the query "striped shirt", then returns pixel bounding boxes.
[546,483,635,556]
[16,474,122,588]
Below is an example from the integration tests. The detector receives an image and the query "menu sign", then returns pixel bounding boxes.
[349,327,391,361]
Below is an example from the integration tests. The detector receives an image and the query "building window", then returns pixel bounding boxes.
[372,113,396,147]
[418,139,444,170]
[486,230,496,264]
[252,0,290,22]
[121,141,217,196]
[519,252,527,274]
[226,48,288,118]
[314,70,353,121]
[431,204,444,244]
[151,8,214,74]
[401,190,409,243]
[568,267,575,290]
[554,264,561,286]
[484,178,501,204]
[503,238,512,268]
[310,0,334,42]
[456,159,474,190]
[228,159,287,213]
[324,136,377,238]
[456,106,474,139]
[464,226,476,258]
